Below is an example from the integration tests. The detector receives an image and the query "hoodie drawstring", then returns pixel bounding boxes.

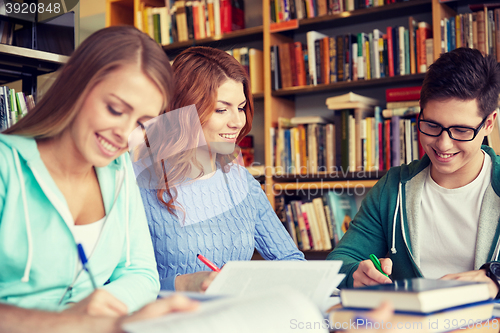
[123,155,131,267]
[13,148,33,282]
[390,183,403,255]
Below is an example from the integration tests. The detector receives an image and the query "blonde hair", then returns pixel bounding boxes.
[4,26,174,137]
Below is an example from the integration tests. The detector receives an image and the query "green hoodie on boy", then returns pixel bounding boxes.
[328,146,500,288]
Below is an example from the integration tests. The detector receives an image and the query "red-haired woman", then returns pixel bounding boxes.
[136,46,304,293]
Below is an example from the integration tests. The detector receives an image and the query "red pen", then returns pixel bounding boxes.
[197,254,221,272]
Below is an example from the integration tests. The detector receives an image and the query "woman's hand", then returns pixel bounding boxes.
[63,289,128,317]
[174,271,219,292]
[352,258,393,287]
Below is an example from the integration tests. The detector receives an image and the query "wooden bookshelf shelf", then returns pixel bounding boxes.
[273,171,386,182]
[0,44,69,86]
[272,73,426,97]
[294,0,433,32]
[273,180,379,191]
[162,26,264,51]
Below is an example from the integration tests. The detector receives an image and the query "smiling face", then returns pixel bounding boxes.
[68,64,164,168]
[202,79,247,155]
[419,98,497,188]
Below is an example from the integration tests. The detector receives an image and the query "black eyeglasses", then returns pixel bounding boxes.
[417,110,488,142]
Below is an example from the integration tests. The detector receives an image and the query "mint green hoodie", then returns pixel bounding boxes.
[0,134,160,312]
[328,146,500,288]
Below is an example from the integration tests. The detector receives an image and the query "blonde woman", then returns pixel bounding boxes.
[0,26,171,317]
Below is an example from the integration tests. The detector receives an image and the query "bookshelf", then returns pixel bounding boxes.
[0,8,73,99]
[106,0,491,258]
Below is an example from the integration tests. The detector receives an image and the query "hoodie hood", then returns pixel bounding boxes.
[0,133,130,286]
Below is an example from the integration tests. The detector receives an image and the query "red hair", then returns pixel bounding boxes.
[155,46,254,215]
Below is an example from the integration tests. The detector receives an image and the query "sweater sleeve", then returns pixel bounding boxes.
[326,173,391,288]
[101,156,160,312]
[247,172,305,261]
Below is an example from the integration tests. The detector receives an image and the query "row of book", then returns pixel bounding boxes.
[440,6,500,60]
[270,90,425,174]
[0,87,34,131]
[226,47,264,94]
[275,191,359,251]
[139,0,245,46]
[271,19,432,90]
[271,0,411,24]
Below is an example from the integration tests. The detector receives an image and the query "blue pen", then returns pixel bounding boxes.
[77,243,98,290]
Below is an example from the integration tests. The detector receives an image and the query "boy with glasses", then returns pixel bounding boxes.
[328,47,500,299]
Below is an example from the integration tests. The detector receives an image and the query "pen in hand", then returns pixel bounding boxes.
[77,243,98,290]
[197,254,221,272]
[369,254,389,278]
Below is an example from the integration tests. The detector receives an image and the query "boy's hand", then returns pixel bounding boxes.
[352,258,393,287]
[441,269,498,298]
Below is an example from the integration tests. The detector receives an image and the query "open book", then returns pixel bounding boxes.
[205,261,344,313]
[123,261,345,333]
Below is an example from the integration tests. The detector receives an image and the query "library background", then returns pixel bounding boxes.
[1,0,499,260]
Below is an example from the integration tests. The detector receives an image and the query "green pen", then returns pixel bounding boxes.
[369,254,389,278]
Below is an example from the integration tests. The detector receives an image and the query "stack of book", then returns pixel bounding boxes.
[271,18,432,90]
[138,0,245,46]
[0,87,35,131]
[383,86,423,167]
[326,92,384,172]
[272,116,336,174]
[275,190,359,251]
[331,278,495,333]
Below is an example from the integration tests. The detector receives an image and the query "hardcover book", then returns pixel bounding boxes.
[340,278,491,313]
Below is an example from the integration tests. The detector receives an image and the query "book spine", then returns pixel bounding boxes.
[386,86,422,102]
[329,37,337,83]
[295,42,306,86]
[289,43,298,86]
[322,37,330,84]
[315,39,322,84]
[219,0,232,33]
[387,27,394,77]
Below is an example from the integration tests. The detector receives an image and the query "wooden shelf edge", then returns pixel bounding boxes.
[273,73,426,96]
[270,0,432,33]
[303,0,431,25]
[0,44,69,65]
[162,26,264,51]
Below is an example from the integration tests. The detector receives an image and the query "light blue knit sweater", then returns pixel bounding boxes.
[140,164,305,290]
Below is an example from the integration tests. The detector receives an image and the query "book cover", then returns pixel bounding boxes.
[386,86,422,102]
[249,48,264,94]
[326,92,380,106]
[327,191,357,241]
[340,278,491,313]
